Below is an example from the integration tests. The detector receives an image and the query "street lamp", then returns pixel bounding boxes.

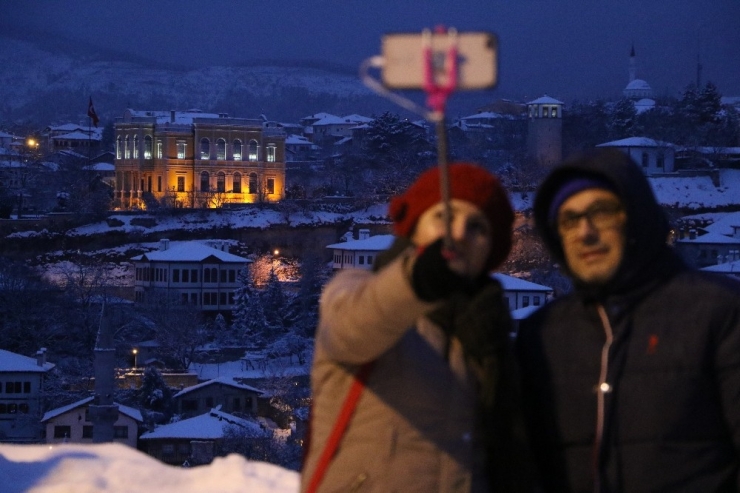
[132,348,138,368]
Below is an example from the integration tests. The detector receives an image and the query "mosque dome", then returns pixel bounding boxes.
[623,79,653,99]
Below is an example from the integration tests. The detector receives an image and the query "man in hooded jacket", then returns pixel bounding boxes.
[517,148,740,492]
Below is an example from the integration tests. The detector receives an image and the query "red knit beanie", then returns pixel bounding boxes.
[388,162,514,271]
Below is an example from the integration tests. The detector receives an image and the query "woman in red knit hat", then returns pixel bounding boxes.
[302,163,532,492]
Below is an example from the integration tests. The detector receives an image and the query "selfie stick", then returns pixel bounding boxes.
[359,26,459,249]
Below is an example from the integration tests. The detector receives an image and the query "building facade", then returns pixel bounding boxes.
[114,109,286,210]
[131,239,251,312]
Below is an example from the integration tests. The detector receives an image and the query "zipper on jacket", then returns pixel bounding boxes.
[593,303,614,493]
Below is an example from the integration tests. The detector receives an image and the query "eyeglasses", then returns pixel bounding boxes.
[557,201,624,235]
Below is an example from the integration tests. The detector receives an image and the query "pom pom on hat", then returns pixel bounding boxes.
[388,162,514,271]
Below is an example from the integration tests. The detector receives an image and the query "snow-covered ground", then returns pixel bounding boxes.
[0,442,299,493]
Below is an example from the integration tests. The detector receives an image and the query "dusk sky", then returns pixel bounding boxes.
[3,0,740,101]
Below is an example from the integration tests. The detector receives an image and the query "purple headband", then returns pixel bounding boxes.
[548,176,617,226]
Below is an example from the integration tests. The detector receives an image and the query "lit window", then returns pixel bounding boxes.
[217,139,226,160]
[54,426,71,439]
[249,173,258,194]
[144,135,152,159]
[200,138,210,160]
[523,296,530,307]
[125,136,131,159]
[550,107,558,118]
[267,145,276,162]
[217,172,225,192]
[156,140,162,159]
[116,137,123,159]
[177,176,185,192]
[233,140,242,160]
[266,178,275,194]
[177,142,186,159]
[133,135,139,158]
[248,140,259,161]
[114,426,129,439]
[233,172,241,193]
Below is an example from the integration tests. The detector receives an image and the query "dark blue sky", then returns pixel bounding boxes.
[5,0,740,101]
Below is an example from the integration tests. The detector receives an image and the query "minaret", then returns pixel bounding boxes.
[88,304,119,443]
[628,43,637,82]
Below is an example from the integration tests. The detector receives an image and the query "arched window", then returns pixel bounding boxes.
[144,135,153,159]
[216,139,226,160]
[217,171,225,192]
[200,171,210,192]
[249,173,258,194]
[125,136,131,159]
[200,138,210,160]
[233,140,242,161]
[248,140,259,161]
[233,172,242,193]
[266,145,276,162]
[133,135,139,158]
[116,136,123,159]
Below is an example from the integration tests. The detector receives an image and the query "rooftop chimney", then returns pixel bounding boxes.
[359,229,370,240]
[36,347,47,367]
[170,110,176,123]
[160,239,170,251]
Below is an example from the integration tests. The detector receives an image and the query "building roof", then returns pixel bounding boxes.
[41,396,143,423]
[625,79,652,91]
[526,95,564,105]
[510,305,541,320]
[492,273,553,292]
[701,260,740,273]
[139,409,266,440]
[676,231,740,245]
[52,131,102,141]
[173,376,264,399]
[326,234,395,251]
[597,136,674,148]
[0,349,55,373]
[131,241,250,263]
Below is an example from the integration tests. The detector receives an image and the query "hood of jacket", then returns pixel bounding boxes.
[533,148,672,298]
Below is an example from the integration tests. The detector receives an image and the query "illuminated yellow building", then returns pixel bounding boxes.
[114,109,285,210]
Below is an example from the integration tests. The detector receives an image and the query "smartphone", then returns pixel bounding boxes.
[381,31,498,90]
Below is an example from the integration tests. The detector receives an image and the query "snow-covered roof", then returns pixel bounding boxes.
[302,112,337,121]
[342,114,373,123]
[326,234,395,251]
[125,109,225,125]
[312,115,365,126]
[285,135,314,146]
[131,241,250,263]
[139,409,266,440]
[334,136,352,146]
[701,261,740,273]
[460,111,514,120]
[675,231,740,245]
[625,79,652,91]
[52,131,101,141]
[493,273,553,292]
[41,396,143,423]
[510,304,542,320]
[173,376,264,398]
[527,95,564,105]
[84,163,115,171]
[597,137,674,148]
[0,349,55,373]
[635,98,656,114]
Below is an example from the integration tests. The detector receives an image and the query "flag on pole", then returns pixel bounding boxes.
[87,97,99,127]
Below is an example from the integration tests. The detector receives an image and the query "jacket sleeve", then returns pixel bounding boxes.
[316,250,438,364]
[716,303,740,479]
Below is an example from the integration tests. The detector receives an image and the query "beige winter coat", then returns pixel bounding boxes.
[301,251,488,492]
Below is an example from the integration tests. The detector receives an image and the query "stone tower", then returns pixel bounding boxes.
[88,304,120,443]
[526,95,564,166]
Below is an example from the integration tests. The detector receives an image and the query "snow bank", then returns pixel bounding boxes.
[0,443,299,493]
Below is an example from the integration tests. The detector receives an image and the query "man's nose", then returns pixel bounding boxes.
[574,216,599,240]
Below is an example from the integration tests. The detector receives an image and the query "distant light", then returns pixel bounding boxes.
[273,249,279,256]
[132,349,138,354]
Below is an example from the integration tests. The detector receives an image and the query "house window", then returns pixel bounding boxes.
[220,270,227,283]
[534,296,541,306]
[229,270,236,283]
[200,138,210,160]
[182,270,189,282]
[144,135,153,159]
[216,139,226,160]
[157,176,162,192]
[114,426,129,439]
[233,172,241,193]
[233,140,242,160]
[173,269,180,282]
[200,171,210,192]
[177,176,185,192]
[133,135,139,158]
[266,145,276,162]
[367,255,373,265]
[24,382,30,393]
[266,178,275,194]
[156,140,162,159]
[124,136,131,159]
[116,136,123,159]
[359,255,365,265]
[191,269,198,282]
[54,426,71,439]
[550,106,558,118]
[177,141,186,159]
[248,140,258,161]
[523,296,530,308]
[542,107,549,117]
[642,152,649,168]
[249,173,258,194]
[657,153,665,169]
[82,426,94,438]
[7,403,17,414]
[217,172,225,192]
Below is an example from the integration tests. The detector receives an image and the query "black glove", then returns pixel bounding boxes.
[411,238,470,301]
